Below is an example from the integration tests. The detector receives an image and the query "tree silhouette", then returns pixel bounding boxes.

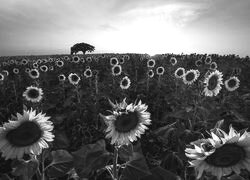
[70,42,95,55]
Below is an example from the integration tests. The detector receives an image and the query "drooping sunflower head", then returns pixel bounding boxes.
[2,70,9,77]
[0,109,54,160]
[120,76,131,90]
[112,65,122,76]
[183,69,199,85]
[147,59,156,68]
[224,76,240,92]
[203,70,223,97]
[100,99,151,146]
[29,69,40,79]
[68,73,81,85]
[174,67,185,78]
[156,66,165,75]
[110,57,119,66]
[186,126,250,179]
[23,86,43,103]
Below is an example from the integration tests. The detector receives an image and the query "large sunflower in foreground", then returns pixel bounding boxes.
[185,126,250,179]
[0,109,54,160]
[23,86,43,103]
[100,99,151,146]
[203,70,223,97]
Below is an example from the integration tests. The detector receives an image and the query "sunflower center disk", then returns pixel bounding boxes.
[6,121,42,147]
[205,144,245,167]
[186,73,195,81]
[114,112,139,133]
[27,89,39,98]
[228,79,236,88]
[207,75,218,90]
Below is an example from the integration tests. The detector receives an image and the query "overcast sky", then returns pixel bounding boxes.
[0,0,249,56]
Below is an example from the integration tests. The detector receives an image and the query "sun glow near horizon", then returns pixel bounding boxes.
[94,4,196,55]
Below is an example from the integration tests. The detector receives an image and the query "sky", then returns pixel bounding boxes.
[0,0,249,56]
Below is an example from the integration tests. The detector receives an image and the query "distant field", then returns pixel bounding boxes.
[0,53,250,180]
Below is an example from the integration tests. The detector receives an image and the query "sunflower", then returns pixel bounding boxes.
[205,56,212,64]
[156,66,165,75]
[147,59,155,68]
[58,74,66,82]
[25,68,30,74]
[183,69,199,85]
[120,76,131,90]
[37,59,42,64]
[170,57,177,66]
[119,57,125,64]
[2,70,9,77]
[33,63,39,69]
[86,57,92,63]
[195,59,203,67]
[13,68,19,74]
[224,76,240,92]
[147,69,154,78]
[174,67,185,78]
[10,59,15,64]
[84,68,93,78]
[64,56,70,61]
[124,55,130,61]
[0,109,54,160]
[203,70,223,97]
[185,126,250,179]
[210,62,218,70]
[29,69,40,79]
[72,56,80,63]
[23,86,43,103]
[112,65,122,76]
[68,73,81,85]
[40,65,48,72]
[55,60,64,67]
[110,57,119,66]
[21,59,28,65]
[0,73,4,81]
[100,99,151,146]
[80,58,85,63]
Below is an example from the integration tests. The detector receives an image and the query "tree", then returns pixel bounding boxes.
[70,42,95,55]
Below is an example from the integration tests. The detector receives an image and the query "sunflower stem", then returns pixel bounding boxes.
[95,74,98,95]
[146,76,149,92]
[113,146,119,180]
[12,81,18,104]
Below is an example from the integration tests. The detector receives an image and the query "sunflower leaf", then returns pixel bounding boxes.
[71,139,112,178]
[140,166,179,180]
[46,149,74,178]
[11,159,39,180]
[120,152,151,180]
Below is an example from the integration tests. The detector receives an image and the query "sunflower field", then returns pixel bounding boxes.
[0,53,250,180]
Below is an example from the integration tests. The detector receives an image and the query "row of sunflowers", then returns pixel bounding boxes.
[0,53,250,180]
